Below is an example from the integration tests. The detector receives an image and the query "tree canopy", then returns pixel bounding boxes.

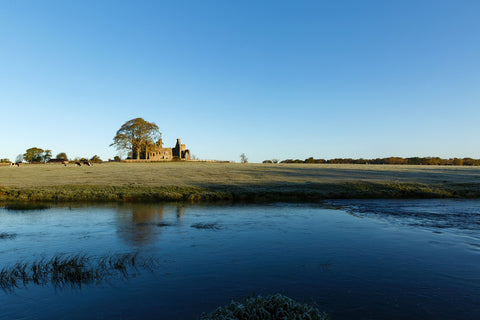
[110,118,161,159]
[277,156,480,166]
[90,155,102,163]
[23,147,51,163]
[56,152,68,160]
[43,150,52,162]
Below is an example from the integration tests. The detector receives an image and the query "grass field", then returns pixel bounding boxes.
[1,162,480,202]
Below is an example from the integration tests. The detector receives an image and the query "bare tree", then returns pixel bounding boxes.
[240,153,248,164]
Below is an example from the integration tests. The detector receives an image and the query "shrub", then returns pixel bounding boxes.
[90,155,102,163]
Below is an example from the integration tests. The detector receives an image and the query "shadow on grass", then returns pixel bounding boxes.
[196,181,464,202]
[0,252,159,293]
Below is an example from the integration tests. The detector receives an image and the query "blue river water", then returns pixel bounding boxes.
[0,200,479,319]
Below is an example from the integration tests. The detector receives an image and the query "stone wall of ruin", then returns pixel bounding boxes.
[140,138,190,161]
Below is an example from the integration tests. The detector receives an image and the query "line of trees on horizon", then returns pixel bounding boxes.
[0,148,103,164]
[268,157,480,166]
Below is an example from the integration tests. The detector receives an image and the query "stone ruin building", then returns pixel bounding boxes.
[142,138,191,161]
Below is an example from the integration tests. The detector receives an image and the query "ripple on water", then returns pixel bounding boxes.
[328,199,480,237]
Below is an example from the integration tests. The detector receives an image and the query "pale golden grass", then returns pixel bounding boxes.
[2,162,480,187]
[1,162,480,202]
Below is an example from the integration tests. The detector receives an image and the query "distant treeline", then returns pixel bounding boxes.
[264,157,480,166]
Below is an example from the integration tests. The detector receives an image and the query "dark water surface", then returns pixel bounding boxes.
[0,200,479,319]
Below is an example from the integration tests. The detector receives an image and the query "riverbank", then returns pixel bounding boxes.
[1,162,480,202]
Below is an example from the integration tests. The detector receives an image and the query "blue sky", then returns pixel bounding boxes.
[1,0,479,163]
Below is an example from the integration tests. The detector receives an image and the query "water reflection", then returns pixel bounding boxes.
[115,204,185,246]
[176,206,185,218]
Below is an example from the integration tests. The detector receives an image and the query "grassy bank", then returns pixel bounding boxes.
[1,162,480,203]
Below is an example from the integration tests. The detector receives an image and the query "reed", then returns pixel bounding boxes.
[201,293,329,320]
[0,253,158,292]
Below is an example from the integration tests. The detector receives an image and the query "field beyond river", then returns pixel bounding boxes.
[1,162,480,202]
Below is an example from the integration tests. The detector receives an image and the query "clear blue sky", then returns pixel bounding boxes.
[1,0,479,163]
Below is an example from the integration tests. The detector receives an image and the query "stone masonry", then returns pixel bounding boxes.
[144,138,190,161]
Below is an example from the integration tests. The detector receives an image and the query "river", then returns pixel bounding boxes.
[1,200,479,319]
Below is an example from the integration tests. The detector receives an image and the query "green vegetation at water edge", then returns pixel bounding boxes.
[0,182,477,203]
